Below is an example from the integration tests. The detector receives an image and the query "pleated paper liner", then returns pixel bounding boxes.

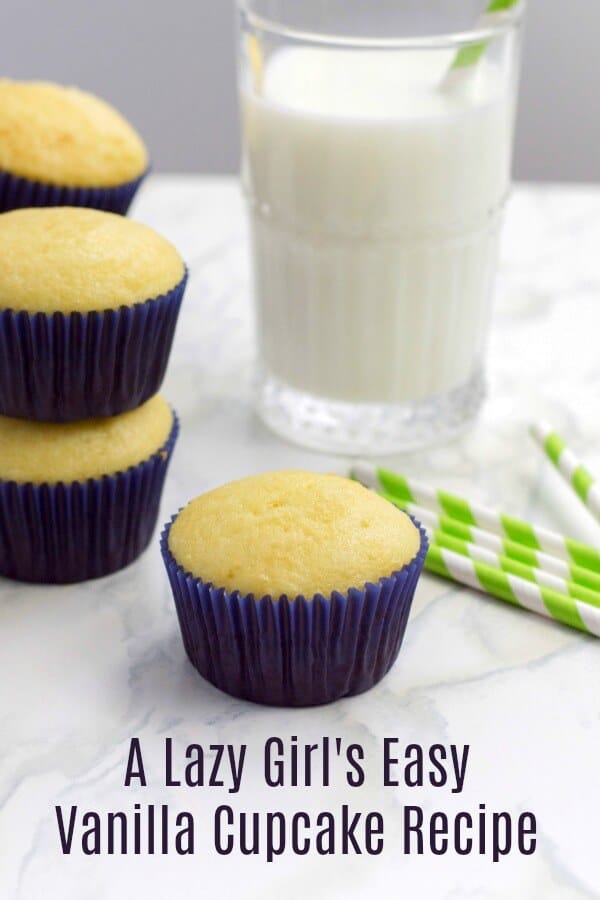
[0,271,188,422]
[0,167,146,215]
[161,517,428,707]
[0,415,179,584]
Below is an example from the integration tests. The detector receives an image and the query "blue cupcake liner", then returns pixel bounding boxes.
[160,515,428,707]
[0,271,187,422]
[0,414,179,584]
[0,167,147,215]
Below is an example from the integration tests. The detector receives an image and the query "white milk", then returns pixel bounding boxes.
[242,47,513,405]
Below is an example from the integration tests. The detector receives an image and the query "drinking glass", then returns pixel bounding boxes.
[238,0,524,453]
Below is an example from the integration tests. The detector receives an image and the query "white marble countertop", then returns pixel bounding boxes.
[1,176,600,899]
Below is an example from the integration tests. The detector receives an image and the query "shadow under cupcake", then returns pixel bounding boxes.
[161,471,427,707]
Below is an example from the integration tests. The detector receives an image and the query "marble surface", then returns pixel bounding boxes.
[1,176,600,899]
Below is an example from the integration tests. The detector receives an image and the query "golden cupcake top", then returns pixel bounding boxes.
[0,80,148,187]
[168,470,421,598]
[0,395,173,484]
[0,208,184,314]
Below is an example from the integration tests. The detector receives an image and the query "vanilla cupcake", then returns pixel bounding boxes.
[0,80,148,214]
[0,207,187,421]
[161,471,427,706]
[0,395,177,583]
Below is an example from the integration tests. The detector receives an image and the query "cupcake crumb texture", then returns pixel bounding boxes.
[0,395,173,484]
[0,207,184,313]
[168,470,421,598]
[0,80,148,187]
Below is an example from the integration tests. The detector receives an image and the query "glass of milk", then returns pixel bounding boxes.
[238,0,524,454]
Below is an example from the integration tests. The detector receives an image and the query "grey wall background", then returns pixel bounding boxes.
[2,1,599,182]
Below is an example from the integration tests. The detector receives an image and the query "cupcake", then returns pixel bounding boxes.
[0,395,178,584]
[0,207,187,422]
[0,80,148,214]
[161,471,427,707]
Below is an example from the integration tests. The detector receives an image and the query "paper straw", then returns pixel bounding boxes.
[352,462,600,575]
[531,421,600,522]
[451,0,522,70]
[426,544,600,638]
[381,494,600,595]
[427,529,600,609]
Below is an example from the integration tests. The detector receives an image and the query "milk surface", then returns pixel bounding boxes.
[243,47,512,404]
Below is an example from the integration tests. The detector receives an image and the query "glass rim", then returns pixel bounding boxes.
[238,1,525,49]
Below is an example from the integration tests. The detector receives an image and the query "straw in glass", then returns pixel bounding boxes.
[451,0,522,70]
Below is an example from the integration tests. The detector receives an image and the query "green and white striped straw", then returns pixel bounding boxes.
[426,544,600,638]
[352,462,600,575]
[451,0,522,70]
[384,495,600,595]
[531,421,600,522]
[427,529,600,609]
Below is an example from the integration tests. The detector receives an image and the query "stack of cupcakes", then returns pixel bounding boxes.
[0,82,187,583]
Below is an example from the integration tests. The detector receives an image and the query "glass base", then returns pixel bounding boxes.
[257,369,486,455]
